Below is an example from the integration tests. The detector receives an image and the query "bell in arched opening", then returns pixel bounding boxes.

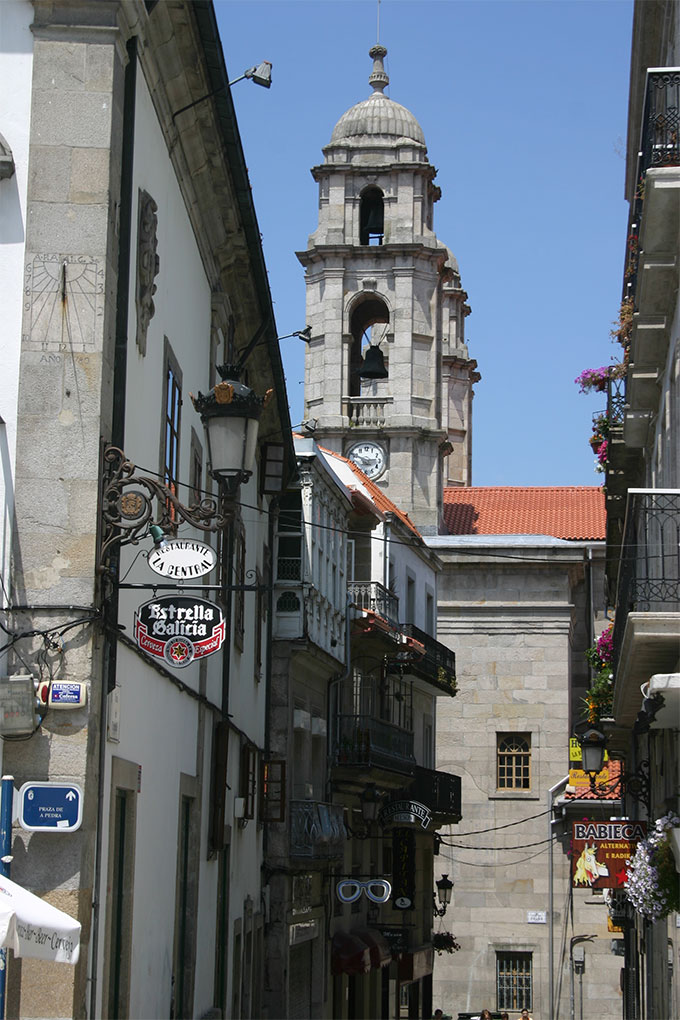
[358,345,388,379]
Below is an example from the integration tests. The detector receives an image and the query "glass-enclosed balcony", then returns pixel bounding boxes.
[330,669,415,776]
[289,800,346,860]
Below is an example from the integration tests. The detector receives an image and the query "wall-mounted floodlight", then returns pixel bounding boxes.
[230,61,272,89]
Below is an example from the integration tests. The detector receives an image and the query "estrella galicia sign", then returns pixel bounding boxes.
[134,595,225,669]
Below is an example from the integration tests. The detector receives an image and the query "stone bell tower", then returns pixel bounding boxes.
[298,44,479,534]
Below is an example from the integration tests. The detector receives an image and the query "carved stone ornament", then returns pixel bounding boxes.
[0,132,15,180]
[135,189,160,356]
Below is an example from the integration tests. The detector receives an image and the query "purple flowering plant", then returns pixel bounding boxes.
[625,813,680,921]
[575,367,610,394]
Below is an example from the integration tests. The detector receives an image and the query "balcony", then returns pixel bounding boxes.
[410,765,462,824]
[344,396,393,428]
[387,623,457,696]
[611,489,680,737]
[290,800,346,860]
[331,714,415,776]
[348,581,399,627]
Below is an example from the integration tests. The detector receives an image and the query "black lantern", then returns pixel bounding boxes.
[579,728,607,778]
[433,873,454,917]
[191,365,270,494]
[359,783,382,823]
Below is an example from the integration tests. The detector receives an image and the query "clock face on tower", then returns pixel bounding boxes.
[347,441,387,480]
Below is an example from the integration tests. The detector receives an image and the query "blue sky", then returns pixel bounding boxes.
[216,0,634,486]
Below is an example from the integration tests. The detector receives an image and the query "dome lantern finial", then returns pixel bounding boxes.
[368,44,389,94]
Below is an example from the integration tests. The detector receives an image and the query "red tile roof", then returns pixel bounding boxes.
[442,487,606,540]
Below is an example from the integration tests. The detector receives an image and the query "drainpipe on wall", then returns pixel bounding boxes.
[90,35,137,1020]
[548,775,569,1020]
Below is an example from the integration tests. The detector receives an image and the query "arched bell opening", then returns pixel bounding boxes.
[348,297,390,397]
[359,187,384,246]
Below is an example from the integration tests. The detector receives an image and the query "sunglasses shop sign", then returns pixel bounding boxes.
[134,595,225,669]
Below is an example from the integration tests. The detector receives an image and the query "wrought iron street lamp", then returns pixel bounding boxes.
[191,364,271,495]
[433,873,454,917]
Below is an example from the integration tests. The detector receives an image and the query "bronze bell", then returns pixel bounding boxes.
[358,345,388,379]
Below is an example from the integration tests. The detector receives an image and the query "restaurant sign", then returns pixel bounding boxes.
[134,595,225,669]
[379,799,432,830]
[147,538,217,579]
[572,820,646,889]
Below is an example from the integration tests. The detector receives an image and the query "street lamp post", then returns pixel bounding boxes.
[570,935,596,1020]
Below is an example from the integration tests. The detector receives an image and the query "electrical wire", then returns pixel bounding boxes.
[449,845,551,868]
[439,836,554,851]
[444,808,550,837]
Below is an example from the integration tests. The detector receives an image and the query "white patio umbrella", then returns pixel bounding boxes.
[0,876,80,964]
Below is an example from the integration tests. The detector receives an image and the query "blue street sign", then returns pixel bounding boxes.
[18,782,83,833]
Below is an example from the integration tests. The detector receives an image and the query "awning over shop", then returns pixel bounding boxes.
[0,876,80,964]
[399,945,434,983]
[331,931,371,976]
[351,927,392,968]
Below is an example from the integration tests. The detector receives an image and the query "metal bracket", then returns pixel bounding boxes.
[98,445,232,573]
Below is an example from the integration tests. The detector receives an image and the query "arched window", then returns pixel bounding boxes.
[348,297,389,397]
[359,187,384,246]
[497,733,531,789]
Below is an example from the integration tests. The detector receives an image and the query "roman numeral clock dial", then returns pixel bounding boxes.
[347,441,386,480]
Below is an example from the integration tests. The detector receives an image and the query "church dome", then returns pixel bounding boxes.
[329,45,426,147]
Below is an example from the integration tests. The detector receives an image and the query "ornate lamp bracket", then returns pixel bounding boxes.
[622,759,651,815]
[98,445,231,572]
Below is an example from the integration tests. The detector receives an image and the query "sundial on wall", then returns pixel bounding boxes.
[23,254,103,352]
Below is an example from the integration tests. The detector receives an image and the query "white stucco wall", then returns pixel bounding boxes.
[0,0,33,684]
[96,62,271,1020]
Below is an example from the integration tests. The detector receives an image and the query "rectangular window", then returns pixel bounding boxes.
[164,358,181,495]
[496,951,532,1011]
[241,743,257,820]
[234,518,246,652]
[497,732,531,790]
[260,759,286,823]
[189,428,203,505]
[276,492,302,581]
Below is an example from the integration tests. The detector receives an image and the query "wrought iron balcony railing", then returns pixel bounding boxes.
[348,580,399,627]
[332,713,415,774]
[607,375,626,430]
[388,623,457,696]
[289,800,346,859]
[612,489,680,670]
[624,70,680,306]
[639,70,680,176]
[411,765,462,823]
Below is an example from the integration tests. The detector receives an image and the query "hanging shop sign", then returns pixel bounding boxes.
[336,879,392,904]
[392,828,415,909]
[134,595,225,669]
[147,538,217,580]
[571,820,646,889]
[379,799,432,830]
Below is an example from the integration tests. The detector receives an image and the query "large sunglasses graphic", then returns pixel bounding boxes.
[336,879,392,903]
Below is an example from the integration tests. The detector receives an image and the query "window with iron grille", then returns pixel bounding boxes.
[496,951,532,1011]
[497,733,531,790]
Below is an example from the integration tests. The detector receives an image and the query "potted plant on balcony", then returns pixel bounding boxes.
[432,931,460,955]
[625,813,680,921]
[583,625,614,723]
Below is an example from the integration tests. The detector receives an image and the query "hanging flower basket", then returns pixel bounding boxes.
[432,931,461,955]
[625,814,680,921]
